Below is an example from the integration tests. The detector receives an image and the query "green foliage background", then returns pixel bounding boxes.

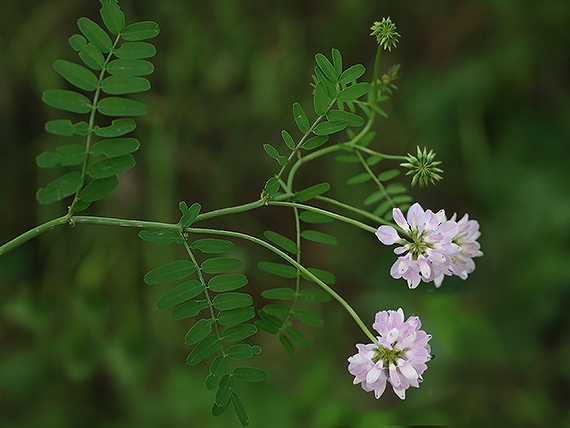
[1,0,570,427]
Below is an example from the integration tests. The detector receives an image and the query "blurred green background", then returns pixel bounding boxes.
[2,0,570,427]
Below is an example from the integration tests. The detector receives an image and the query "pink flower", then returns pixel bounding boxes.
[348,308,432,399]
[449,213,483,279]
[376,203,460,288]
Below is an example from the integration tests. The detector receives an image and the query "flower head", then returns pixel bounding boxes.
[376,203,482,288]
[370,18,400,51]
[348,308,432,399]
[400,146,443,187]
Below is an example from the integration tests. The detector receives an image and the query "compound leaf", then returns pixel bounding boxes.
[79,175,118,202]
[144,260,196,284]
[155,279,205,309]
[36,171,83,205]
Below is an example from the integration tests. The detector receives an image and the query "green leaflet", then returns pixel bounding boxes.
[36,144,86,168]
[45,120,89,137]
[186,335,221,366]
[262,304,291,318]
[347,172,372,185]
[292,182,330,202]
[303,267,336,285]
[79,175,119,202]
[36,171,84,205]
[208,274,248,292]
[216,374,234,407]
[217,307,256,326]
[281,129,295,150]
[231,393,249,427]
[232,367,267,383]
[226,344,261,360]
[88,154,135,178]
[261,287,296,300]
[332,48,342,76]
[302,135,329,150]
[278,332,295,356]
[77,17,112,53]
[338,82,370,102]
[263,231,298,254]
[222,324,258,342]
[99,0,125,35]
[53,59,98,91]
[101,76,151,94]
[122,21,160,41]
[107,59,154,77]
[378,168,401,181]
[155,280,205,309]
[315,52,338,82]
[213,292,253,311]
[301,230,339,246]
[68,34,105,70]
[294,309,324,327]
[313,120,348,136]
[313,80,331,116]
[91,138,140,157]
[138,230,185,245]
[327,110,364,127]
[185,318,215,345]
[171,299,209,321]
[339,63,366,84]
[191,238,235,254]
[300,288,331,303]
[263,177,280,197]
[292,102,309,133]
[42,89,92,114]
[299,211,334,224]
[114,42,156,60]
[94,118,137,137]
[179,202,201,228]
[286,325,310,348]
[144,260,197,284]
[201,257,242,274]
[257,261,297,279]
[97,97,147,116]
[263,143,288,166]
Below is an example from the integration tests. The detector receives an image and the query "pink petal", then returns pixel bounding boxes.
[376,226,401,245]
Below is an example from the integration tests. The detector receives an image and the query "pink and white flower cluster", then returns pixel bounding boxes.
[376,202,482,289]
[348,308,432,399]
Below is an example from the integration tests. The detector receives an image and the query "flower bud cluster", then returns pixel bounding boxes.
[348,308,432,399]
[376,202,482,289]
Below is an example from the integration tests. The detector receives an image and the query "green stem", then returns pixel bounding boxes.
[268,201,377,233]
[186,226,380,346]
[315,195,392,226]
[355,149,397,210]
[0,215,70,256]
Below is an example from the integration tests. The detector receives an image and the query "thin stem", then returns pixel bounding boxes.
[268,201,377,233]
[186,226,380,346]
[316,195,392,226]
[0,215,70,256]
[355,149,397,210]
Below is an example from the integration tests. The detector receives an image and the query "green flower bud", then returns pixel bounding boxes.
[400,146,444,187]
[370,17,400,51]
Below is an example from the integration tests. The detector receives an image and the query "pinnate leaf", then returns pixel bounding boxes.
[122,21,160,41]
[155,280,205,309]
[144,260,196,284]
[79,175,119,202]
[36,171,83,205]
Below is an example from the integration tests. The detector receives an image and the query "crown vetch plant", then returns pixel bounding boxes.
[1,2,482,426]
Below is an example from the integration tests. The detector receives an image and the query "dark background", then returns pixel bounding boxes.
[1,1,570,427]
